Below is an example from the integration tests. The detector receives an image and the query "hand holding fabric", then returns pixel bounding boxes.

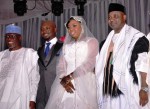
[60,75,71,86]
[139,90,149,106]
[60,74,75,93]
[63,81,75,93]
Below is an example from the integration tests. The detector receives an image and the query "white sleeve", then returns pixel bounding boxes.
[27,49,40,102]
[73,38,99,78]
[56,51,67,78]
[146,33,150,42]
[56,38,99,78]
[135,52,149,73]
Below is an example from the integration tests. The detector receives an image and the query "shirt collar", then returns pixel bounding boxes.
[45,37,57,45]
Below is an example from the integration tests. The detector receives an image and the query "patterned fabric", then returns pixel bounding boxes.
[103,52,123,97]
[130,36,149,84]
[96,24,149,109]
[5,24,21,34]
[0,48,40,109]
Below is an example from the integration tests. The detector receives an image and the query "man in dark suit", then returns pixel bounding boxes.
[36,20,63,109]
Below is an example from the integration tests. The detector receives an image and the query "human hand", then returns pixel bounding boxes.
[60,74,72,86]
[63,81,75,93]
[60,74,75,93]
[29,101,35,109]
[139,90,149,106]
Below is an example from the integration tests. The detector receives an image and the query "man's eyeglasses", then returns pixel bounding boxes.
[5,34,19,39]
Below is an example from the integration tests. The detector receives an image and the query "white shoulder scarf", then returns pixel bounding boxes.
[96,24,145,104]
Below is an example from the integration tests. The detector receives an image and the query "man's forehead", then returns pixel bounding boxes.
[108,11,125,15]
[41,21,56,27]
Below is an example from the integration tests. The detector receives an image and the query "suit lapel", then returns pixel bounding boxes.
[46,41,63,66]
[38,41,63,68]
[38,45,47,67]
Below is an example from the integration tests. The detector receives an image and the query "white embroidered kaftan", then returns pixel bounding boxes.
[0,47,40,109]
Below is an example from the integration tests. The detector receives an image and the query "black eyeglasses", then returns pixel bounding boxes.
[5,34,19,39]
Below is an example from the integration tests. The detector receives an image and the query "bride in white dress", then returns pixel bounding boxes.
[45,16,99,109]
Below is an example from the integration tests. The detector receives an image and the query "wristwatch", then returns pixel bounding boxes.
[141,86,149,93]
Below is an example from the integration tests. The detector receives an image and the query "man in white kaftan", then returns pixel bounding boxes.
[96,3,150,109]
[0,24,40,109]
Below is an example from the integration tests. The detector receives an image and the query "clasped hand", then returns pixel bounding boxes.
[139,90,149,106]
[60,75,75,93]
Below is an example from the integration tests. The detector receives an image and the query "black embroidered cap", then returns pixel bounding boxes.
[108,3,126,14]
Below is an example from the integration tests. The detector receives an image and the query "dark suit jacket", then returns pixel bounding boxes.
[36,41,63,109]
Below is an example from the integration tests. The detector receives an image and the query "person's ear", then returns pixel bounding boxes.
[19,35,22,41]
[55,27,57,33]
[123,14,127,21]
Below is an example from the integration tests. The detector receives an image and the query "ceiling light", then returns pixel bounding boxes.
[51,0,64,16]
[75,0,87,16]
[13,0,27,16]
